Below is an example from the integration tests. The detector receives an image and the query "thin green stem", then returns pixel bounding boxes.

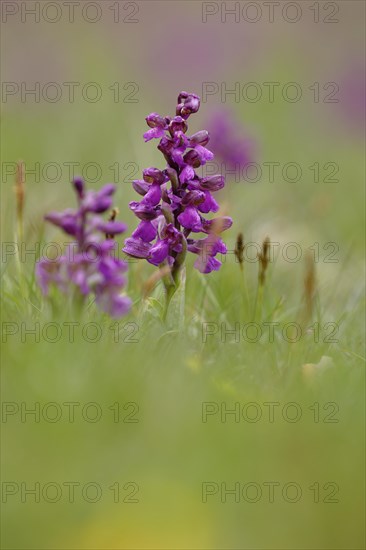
[253,282,264,323]
[240,264,250,320]
[162,282,177,322]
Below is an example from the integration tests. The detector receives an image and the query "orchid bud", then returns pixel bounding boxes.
[189,131,210,147]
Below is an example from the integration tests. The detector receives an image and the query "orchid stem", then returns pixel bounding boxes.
[163,283,177,322]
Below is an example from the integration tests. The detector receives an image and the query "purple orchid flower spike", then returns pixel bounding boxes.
[205,107,254,175]
[123,91,233,310]
[36,177,131,318]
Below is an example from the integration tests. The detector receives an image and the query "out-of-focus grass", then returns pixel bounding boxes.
[1,195,365,549]
[1,12,365,549]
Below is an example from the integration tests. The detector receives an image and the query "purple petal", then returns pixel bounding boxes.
[176,92,201,118]
[180,165,195,183]
[198,191,219,214]
[148,240,170,266]
[45,211,80,237]
[194,145,214,163]
[132,180,149,196]
[95,292,132,318]
[161,223,182,247]
[123,237,151,258]
[143,127,166,142]
[183,149,202,168]
[143,168,167,185]
[35,260,54,294]
[202,216,233,234]
[96,221,127,234]
[132,220,157,242]
[195,255,222,274]
[146,113,167,129]
[73,176,85,197]
[177,206,202,231]
[158,136,174,157]
[189,131,210,147]
[82,191,113,213]
[199,175,225,192]
[181,190,205,207]
[169,116,188,136]
[97,257,126,285]
[129,202,159,221]
[70,266,91,295]
[94,239,117,255]
[141,183,162,206]
[213,238,227,255]
[171,148,185,168]
[98,183,116,197]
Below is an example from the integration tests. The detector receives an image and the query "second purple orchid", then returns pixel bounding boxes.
[36,178,131,318]
[123,91,233,290]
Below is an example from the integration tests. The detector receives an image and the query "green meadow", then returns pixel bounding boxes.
[1,3,365,548]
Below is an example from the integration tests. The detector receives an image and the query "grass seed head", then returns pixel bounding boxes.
[258,236,270,285]
[234,232,244,268]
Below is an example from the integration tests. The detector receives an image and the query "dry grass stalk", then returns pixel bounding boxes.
[258,236,270,286]
[304,250,316,322]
